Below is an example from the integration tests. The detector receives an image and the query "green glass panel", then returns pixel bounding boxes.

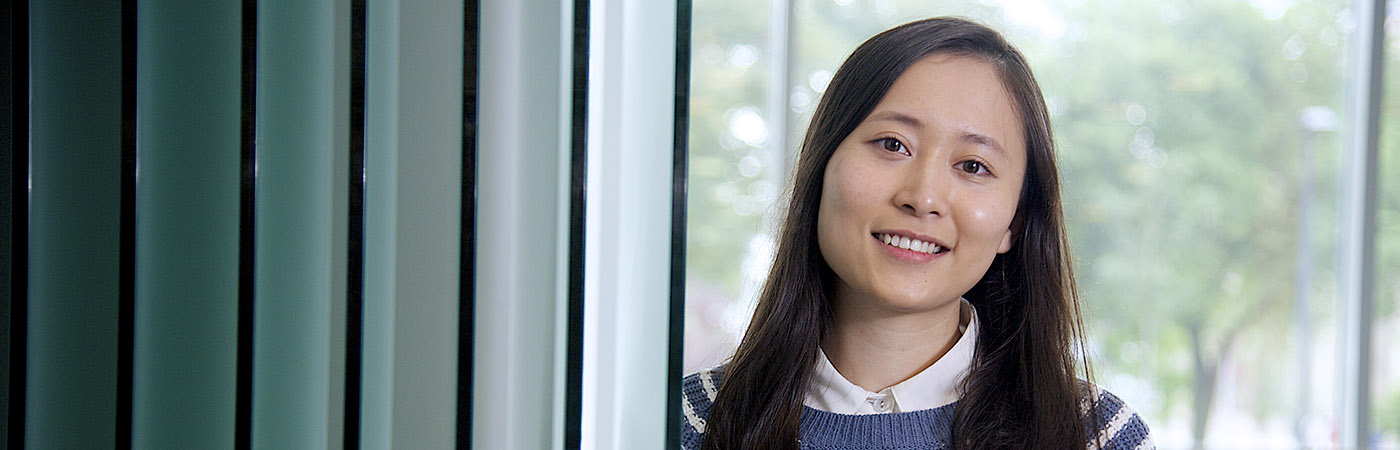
[253,0,335,448]
[388,1,462,447]
[474,0,569,446]
[133,1,242,447]
[27,1,122,447]
[361,0,398,448]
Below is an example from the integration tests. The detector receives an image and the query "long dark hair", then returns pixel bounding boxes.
[701,17,1096,450]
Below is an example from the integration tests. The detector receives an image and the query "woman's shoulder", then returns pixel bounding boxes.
[1079,382,1155,450]
[679,366,725,449]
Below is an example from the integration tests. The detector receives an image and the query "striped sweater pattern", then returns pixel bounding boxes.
[680,367,1155,450]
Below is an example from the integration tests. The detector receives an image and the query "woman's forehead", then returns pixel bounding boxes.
[862,55,1026,158]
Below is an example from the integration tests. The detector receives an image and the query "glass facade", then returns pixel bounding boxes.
[12,0,1395,448]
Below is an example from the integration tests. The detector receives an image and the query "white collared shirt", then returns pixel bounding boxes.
[804,299,978,414]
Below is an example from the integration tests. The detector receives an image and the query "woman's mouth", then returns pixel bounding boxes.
[874,232,947,255]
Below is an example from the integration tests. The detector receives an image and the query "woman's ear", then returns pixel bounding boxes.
[998,227,1014,254]
[998,212,1022,254]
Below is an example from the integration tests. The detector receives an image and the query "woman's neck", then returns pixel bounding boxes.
[821,288,965,393]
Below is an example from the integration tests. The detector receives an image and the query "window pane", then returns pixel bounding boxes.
[1045,2,1349,447]
[686,1,1371,448]
[684,0,779,372]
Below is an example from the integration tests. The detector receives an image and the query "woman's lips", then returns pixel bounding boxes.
[872,232,947,263]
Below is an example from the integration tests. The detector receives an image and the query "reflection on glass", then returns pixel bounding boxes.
[1371,11,1400,449]
[686,0,1395,448]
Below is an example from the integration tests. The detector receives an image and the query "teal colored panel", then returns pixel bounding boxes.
[362,0,398,448]
[253,0,334,448]
[27,1,122,448]
[326,0,353,448]
[391,1,462,447]
[474,0,567,446]
[133,1,242,448]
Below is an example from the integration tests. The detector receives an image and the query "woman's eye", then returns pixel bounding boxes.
[878,138,907,154]
[958,160,988,174]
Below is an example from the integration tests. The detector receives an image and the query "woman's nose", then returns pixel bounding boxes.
[892,164,947,217]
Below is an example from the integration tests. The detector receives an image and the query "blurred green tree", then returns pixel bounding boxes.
[1044,1,1347,448]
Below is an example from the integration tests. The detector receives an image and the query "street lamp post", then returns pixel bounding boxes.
[1294,105,1336,449]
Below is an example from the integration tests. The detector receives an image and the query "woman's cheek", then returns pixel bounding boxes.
[826,163,872,214]
[970,200,1016,236]
[840,164,882,204]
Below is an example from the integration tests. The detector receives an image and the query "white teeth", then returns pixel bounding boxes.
[878,233,942,255]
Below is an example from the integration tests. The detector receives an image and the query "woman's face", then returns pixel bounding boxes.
[816,54,1027,314]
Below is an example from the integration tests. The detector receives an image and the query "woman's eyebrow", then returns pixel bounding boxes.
[866,110,924,129]
[961,132,1007,157]
[869,110,1008,157]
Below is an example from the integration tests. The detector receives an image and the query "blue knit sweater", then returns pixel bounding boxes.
[680,367,1154,450]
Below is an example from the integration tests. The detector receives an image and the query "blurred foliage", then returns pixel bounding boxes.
[1379,13,1400,320]
[687,0,1400,447]
[1045,1,1346,444]
[1380,386,1400,438]
[686,0,777,293]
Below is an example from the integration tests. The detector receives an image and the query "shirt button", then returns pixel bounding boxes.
[870,396,892,412]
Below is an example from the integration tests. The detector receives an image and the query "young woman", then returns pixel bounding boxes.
[680,18,1153,450]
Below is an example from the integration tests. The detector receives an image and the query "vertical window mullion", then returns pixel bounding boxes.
[235,0,258,448]
[664,0,692,448]
[565,0,588,447]
[117,0,137,447]
[457,0,479,447]
[8,0,30,448]
[344,0,366,448]
[1339,0,1385,447]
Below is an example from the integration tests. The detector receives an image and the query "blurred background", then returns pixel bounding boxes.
[681,0,1400,448]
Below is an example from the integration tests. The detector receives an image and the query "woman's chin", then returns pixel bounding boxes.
[868,292,962,316]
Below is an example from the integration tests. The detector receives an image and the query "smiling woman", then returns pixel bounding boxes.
[679,18,1152,450]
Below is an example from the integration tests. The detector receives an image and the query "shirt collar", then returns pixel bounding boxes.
[804,299,979,414]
